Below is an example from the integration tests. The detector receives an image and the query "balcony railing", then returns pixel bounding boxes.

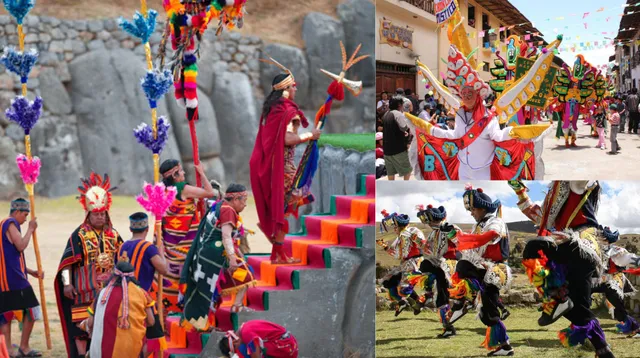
[400,0,436,15]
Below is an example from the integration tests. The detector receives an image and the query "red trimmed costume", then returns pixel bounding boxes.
[512,180,615,358]
[443,186,513,356]
[54,173,123,358]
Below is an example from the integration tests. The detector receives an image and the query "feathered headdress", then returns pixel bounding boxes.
[77,173,116,213]
[444,45,491,101]
[417,204,447,224]
[463,185,501,214]
[260,55,295,91]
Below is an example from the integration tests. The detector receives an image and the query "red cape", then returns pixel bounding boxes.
[249,98,308,239]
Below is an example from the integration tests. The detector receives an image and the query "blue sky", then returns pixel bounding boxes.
[510,0,626,67]
[376,181,640,233]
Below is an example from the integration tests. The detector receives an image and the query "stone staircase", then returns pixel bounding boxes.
[154,174,375,357]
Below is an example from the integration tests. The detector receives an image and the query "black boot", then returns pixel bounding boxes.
[487,344,514,356]
[500,307,511,321]
[437,324,456,339]
[596,346,615,358]
[538,298,573,326]
[395,299,409,317]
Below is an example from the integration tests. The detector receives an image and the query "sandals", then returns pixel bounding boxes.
[17,348,43,357]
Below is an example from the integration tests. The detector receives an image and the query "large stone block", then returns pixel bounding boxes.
[259,43,310,109]
[68,49,180,195]
[210,71,258,187]
[39,67,72,115]
[166,87,221,162]
[337,0,375,87]
[302,13,346,109]
[200,245,374,358]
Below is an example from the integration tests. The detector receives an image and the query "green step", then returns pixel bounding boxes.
[201,333,211,349]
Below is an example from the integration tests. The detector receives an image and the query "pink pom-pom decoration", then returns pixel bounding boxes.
[415,204,425,211]
[464,183,473,191]
[136,182,177,218]
[16,154,41,184]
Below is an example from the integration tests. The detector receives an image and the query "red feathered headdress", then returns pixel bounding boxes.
[77,173,115,213]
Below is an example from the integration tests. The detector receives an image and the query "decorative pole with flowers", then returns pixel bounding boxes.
[1,0,51,350]
[119,1,173,349]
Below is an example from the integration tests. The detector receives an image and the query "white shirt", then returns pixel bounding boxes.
[430,108,513,170]
[377,100,388,109]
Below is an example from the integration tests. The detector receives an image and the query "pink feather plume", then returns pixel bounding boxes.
[136,182,177,218]
[415,204,425,211]
[15,154,41,185]
[464,183,473,191]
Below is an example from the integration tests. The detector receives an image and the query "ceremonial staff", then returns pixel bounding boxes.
[120,3,173,356]
[1,0,51,349]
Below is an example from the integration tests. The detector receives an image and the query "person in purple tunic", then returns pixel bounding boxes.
[118,212,169,357]
[0,198,43,358]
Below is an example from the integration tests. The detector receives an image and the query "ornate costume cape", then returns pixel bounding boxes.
[54,224,122,358]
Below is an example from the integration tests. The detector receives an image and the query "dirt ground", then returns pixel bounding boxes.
[0,195,270,357]
[0,0,345,48]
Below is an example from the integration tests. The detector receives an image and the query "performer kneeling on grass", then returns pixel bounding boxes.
[86,261,155,358]
[219,320,298,358]
[0,199,43,358]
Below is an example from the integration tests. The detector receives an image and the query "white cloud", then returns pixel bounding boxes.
[597,183,640,234]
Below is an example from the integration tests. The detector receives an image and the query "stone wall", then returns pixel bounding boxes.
[0,0,375,199]
[202,226,376,358]
[286,145,374,233]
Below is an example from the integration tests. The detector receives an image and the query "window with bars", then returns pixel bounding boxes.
[376,62,415,74]
[468,5,476,28]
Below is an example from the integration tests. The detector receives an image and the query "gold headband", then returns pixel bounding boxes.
[162,166,180,179]
[273,75,295,91]
[260,55,295,91]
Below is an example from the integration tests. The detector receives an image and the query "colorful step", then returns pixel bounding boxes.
[157,174,375,355]
[213,174,375,331]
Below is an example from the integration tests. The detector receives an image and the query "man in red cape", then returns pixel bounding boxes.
[250,60,321,264]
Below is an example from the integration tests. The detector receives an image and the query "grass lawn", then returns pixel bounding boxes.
[376,306,640,358]
[318,133,375,152]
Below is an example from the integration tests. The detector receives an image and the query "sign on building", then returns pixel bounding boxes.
[435,0,457,24]
[379,18,413,50]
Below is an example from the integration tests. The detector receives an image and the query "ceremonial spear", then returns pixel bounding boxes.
[1,0,51,349]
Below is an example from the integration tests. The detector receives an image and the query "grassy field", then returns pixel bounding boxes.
[0,195,270,357]
[376,223,640,357]
[376,307,640,358]
[318,133,375,152]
